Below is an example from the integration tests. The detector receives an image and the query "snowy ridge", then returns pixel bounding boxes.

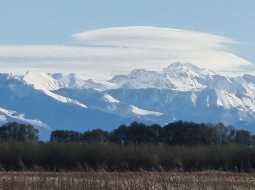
[0,106,47,128]
[23,72,60,91]
[1,62,255,138]
[23,72,108,91]
[20,63,255,115]
[110,63,215,91]
[23,72,88,108]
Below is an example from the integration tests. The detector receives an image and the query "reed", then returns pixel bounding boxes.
[0,172,254,190]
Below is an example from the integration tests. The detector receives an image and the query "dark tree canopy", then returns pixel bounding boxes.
[83,129,109,144]
[49,121,255,146]
[3,121,252,146]
[0,121,254,171]
[0,122,38,143]
[50,130,82,143]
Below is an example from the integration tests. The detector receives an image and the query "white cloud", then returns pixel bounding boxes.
[0,26,252,80]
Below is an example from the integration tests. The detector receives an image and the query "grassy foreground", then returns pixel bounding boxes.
[0,172,254,190]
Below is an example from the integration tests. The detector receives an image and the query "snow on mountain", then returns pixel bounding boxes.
[1,62,255,138]
[105,63,255,130]
[23,72,88,108]
[51,73,110,91]
[162,63,214,90]
[0,73,136,139]
[109,63,251,97]
[23,72,164,118]
[103,94,120,103]
[110,69,166,89]
[110,63,215,91]
[23,72,60,91]
[0,106,47,128]
[130,105,163,116]
[19,63,255,121]
[55,88,162,119]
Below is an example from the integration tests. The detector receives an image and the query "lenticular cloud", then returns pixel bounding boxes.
[0,26,252,80]
[72,26,251,72]
[73,26,233,49]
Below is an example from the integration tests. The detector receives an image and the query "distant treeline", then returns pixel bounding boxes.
[50,121,254,145]
[0,121,254,145]
[0,122,254,172]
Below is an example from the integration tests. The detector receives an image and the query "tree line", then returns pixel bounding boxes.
[50,121,254,145]
[0,122,254,171]
[0,121,254,146]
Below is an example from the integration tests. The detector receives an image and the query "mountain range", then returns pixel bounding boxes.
[1,62,255,139]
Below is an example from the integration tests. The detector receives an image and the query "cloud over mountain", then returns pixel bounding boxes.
[0,26,252,80]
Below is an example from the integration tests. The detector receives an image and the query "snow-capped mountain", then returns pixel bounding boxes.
[0,62,255,139]
[0,72,163,139]
[110,63,215,90]
[23,72,109,92]
[108,63,255,130]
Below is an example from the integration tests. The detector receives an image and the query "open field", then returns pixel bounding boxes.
[0,172,254,190]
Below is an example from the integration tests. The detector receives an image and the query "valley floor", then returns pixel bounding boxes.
[0,172,254,190]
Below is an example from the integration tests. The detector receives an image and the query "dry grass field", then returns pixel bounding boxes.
[0,172,254,190]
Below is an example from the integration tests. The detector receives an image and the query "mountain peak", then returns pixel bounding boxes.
[163,62,214,76]
[165,62,200,70]
[23,71,59,91]
[110,63,216,90]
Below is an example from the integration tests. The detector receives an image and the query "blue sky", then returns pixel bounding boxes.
[0,0,254,76]
[1,1,254,41]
